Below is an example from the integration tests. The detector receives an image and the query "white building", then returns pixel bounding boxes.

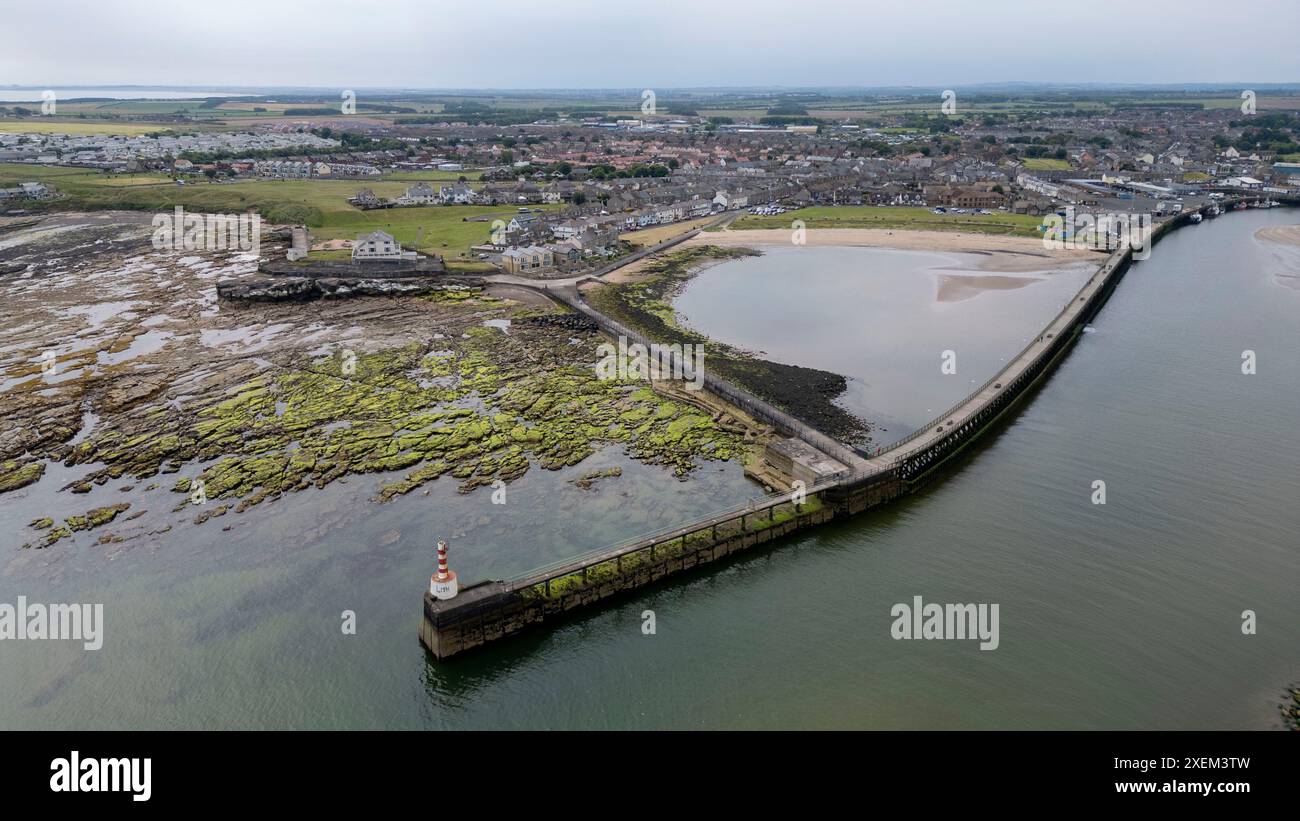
[352,231,417,261]
[439,183,477,204]
[0,181,54,200]
[400,183,438,205]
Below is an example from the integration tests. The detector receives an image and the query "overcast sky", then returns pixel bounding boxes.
[4,0,1298,90]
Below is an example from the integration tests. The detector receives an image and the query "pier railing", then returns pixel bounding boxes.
[506,235,1143,593]
[504,471,861,594]
[424,202,1296,658]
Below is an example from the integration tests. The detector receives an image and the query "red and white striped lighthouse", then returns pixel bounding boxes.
[430,539,458,600]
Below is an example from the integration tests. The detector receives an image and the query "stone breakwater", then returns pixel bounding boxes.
[257,257,447,278]
[217,276,485,302]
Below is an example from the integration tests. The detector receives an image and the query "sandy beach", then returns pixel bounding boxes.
[600,226,1102,288]
[684,227,1101,272]
[1254,224,1300,246]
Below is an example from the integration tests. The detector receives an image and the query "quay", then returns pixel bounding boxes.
[420,199,1288,660]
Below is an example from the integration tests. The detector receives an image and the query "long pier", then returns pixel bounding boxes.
[419,201,1273,659]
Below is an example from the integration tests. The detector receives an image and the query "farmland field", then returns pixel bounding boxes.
[0,119,172,136]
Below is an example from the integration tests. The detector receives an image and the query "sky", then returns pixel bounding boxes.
[3,0,1299,90]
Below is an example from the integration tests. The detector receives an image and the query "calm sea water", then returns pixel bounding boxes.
[0,88,252,102]
[1,209,1296,729]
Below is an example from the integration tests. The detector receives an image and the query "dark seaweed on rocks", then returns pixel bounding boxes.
[514,313,598,332]
[217,276,485,302]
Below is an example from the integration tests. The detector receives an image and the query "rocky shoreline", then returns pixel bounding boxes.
[585,245,872,446]
[216,275,486,302]
[0,214,773,551]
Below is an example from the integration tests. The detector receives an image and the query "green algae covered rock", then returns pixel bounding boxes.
[42,301,757,521]
[0,460,44,493]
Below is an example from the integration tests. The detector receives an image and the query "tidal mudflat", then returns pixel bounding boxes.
[668,239,1100,441]
[586,245,875,445]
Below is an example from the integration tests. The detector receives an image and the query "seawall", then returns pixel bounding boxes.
[418,201,1276,659]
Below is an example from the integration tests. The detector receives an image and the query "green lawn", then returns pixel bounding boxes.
[380,170,483,182]
[729,206,1043,237]
[309,204,548,261]
[0,163,559,259]
[1020,157,1071,171]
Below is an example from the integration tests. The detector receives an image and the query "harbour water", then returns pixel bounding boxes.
[674,244,1096,440]
[1,209,1296,729]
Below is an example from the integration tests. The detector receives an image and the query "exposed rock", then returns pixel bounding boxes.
[22,503,130,549]
[217,276,487,302]
[66,503,131,532]
[216,277,318,302]
[2,218,772,540]
[570,466,623,489]
[516,313,598,332]
[0,460,44,493]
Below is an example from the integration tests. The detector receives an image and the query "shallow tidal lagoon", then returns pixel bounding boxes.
[673,244,1097,441]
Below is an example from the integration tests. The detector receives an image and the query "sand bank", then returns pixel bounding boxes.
[1254,225,1300,290]
[1255,224,1300,247]
[684,228,1099,272]
[935,274,1044,303]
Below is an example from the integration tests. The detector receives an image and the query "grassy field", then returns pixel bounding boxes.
[1020,157,1071,171]
[380,170,482,182]
[0,163,560,260]
[0,164,116,181]
[307,204,557,262]
[729,206,1044,237]
[0,120,171,136]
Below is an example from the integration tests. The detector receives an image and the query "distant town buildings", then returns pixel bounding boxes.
[6,94,1296,279]
[0,130,338,170]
